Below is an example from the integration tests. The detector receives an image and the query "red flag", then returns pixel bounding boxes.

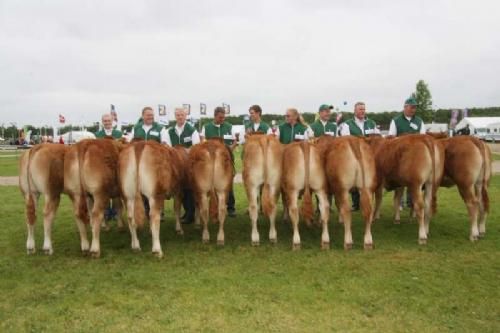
[58,114,66,124]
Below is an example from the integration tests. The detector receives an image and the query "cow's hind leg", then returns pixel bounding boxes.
[411,186,427,245]
[42,194,60,255]
[393,187,404,224]
[200,193,210,243]
[477,184,488,238]
[89,195,107,258]
[25,193,39,255]
[174,195,183,235]
[458,184,479,241]
[317,190,330,250]
[125,197,141,251]
[337,190,353,250]
[267,185,279,244]
[70,194,90,254]
[247,185,260,246]
[216,190,227,246]
[373,186,383,221]
[360,188,374,250]
[149,196,164,258]
[288,190,301,250]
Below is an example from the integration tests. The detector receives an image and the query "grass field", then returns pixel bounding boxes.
[1,177,499,332]
[0,153,20,176]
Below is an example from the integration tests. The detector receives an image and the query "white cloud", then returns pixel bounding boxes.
[1,0,499,126]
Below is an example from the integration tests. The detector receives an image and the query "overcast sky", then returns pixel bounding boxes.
[1,0,499,126]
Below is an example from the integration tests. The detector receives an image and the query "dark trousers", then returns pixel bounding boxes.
[182,188,196,219]
[351,190,360,209]
[227,189,235,212]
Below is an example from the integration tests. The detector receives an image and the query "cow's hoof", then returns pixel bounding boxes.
[43,248,53,255]
[251,241,260,247]
[176,229,184,236]
[292,243,301,251]
[90,251,101,258]
[321,242,330,250]
[217,240,225,246]
[344,243,353,251]
[394,219,401,225]
[131,247,141,253]
[418,238,427,245]
[469,235,479,242]
[364,243,374,250]
[153,251,164,259]
[202,238,210,244]
[479,232,485,238]
[27,248,36,255]
[81,249,90,256]
[269,238,277,244]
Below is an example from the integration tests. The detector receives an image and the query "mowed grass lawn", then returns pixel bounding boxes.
[0,176,499,332]
[0,151,21,176]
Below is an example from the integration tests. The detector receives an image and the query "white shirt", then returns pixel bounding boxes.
[340,118,380,136]
[388,115,426,136]
[104,128,113,136]
[165,123,201,147]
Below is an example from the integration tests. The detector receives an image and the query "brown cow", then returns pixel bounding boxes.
[19,144,68,255]
[370,134,444,244]
[242,134,283,245]
[318,136,377,250]
[119,141,185,257]
[438,136,492,240]
[188,139,234,245]
[64,139,123,257]
[282,141,330,249]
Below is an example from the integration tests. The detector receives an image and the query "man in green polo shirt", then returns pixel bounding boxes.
[275,108,313,144]
[166,107,200,224]
[340,102,380,211]
[388,97,426,209]
[201,106,238,217]
[339,102,379,136]
[132,106,168,143]
[95,113,123,139]
[311,104,337,137]
[245,105,272,134]
[388,97,426,136]
[95,113,123,222]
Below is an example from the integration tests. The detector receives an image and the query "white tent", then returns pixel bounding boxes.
[425,123,448,133]
[455,117,500,133]
[58,131,96,144]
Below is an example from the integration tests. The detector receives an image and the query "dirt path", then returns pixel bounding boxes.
[3,162,500,186]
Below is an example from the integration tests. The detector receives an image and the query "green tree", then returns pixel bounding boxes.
[412,80,433,122]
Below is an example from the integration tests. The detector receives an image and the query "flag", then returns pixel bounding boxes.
[58,114,66,124]
[110,105,118,121]
[450,109,459,128]
[158,104,166,116]
[200,103,207,115]
[462,108,468,118]
[222,103,230,114]
[183,104,191,115]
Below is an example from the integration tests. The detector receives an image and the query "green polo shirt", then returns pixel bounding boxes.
[310,120,337,137]
[343,118,377,137]
[393,114,423,136]
[279,122,308,144]
[245,121,270,134]
[95,128,123,139]
[168,123,196,148]
[204,122,234,146]
[133,122,164,142]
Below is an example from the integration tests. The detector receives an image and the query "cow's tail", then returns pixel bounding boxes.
[422,137,436,215]
[347,137,366,190]
[77,143,90,224]
[24,148,36,225]
[133,143,146,228]
[300,142,314,223]
[208,144,218,221]
[472,139,490,213]
[260,137,273,217]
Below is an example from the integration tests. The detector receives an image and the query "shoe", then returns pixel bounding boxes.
[228,210,236,217]
[181,216,194,224]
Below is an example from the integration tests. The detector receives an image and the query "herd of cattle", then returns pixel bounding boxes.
[19,133,492,258]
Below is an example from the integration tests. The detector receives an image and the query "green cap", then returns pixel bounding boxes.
[319,104,334,111]
[405,97,418,106]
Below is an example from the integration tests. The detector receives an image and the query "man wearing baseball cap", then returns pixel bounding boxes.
[387,97,426,136]
[310,104,337,137]
[388,97,426,209]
